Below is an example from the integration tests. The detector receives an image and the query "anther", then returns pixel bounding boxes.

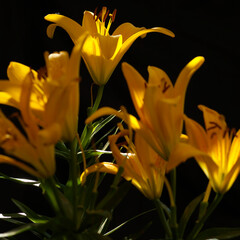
[93,7,98,20]
[103,9,110,22]
[110,9,117,22]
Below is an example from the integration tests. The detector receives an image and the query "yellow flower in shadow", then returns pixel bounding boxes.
[80,130,166,200]
[184,105,240,194]
[0,37,87,142]
[45,6,175,85]
[86,57,205,170]
[0,72,60,178]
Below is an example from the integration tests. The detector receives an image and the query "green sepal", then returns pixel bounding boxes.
[195,227,240,240]
[178,193,204,238]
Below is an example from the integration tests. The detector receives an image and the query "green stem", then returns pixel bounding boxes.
[154,198,172,239]
[186,193,223,240]
[170,168,177,203]
[81,85,105,149]
[41,177,63,215]
[90,85,104,115]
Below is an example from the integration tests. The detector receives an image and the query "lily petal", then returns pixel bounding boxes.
[7,62,32,84]
[82,11,98,35]
[121,62,146,119]
[98,34,123,59]
[119,27,175,59]
[167,142,213,172]
[45,14,86,44]
[174,56,205,112]
[198,105,227,138]
[0,155,42,178]
[113,22,146,42]
[184,114,209,152]
[147,66,173,97]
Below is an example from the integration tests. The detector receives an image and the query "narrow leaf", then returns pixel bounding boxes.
[0,223,39,237]
[178,193,204,238]
[12,199,49,223]
[0,172,40,186]
[196,227,240,240]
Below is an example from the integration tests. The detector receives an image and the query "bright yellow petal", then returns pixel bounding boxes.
[113,22,146,42]
[167,142,213,172]
[45,14,86,44]
[143,85,180,157]
[174,57,205,112]
[147,66,173,97]
[198,105,227,139]
[184,114,209,152]
[119,27,174,58]
[7,62,32,84]
[0,91,19,108]
[98,34,123,59]
[121,62,146,119]
[228,129,240,171]
[82,11,98,35]
[68,32,89,79]
[80,162,119,184]
[220,156,240,193]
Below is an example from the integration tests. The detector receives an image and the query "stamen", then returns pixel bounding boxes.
[101,7,107,22]
[109,9,117,22]
[93,7,98,20]
[95,9,102,21]
[103,9,110,23]
[37,66,48,80]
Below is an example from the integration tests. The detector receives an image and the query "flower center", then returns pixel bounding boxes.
[93,6,117,36]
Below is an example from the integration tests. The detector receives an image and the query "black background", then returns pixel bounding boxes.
[0,0,240,239]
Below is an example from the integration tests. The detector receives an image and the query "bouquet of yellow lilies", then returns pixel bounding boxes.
[0,5,240,240]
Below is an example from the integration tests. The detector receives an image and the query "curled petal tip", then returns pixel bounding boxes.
[191,56,205,68]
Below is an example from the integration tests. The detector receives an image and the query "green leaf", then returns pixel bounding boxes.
[55,141,70,159]
[195,227,240,240]
[104,209,155,236]
[90,114,116,139]
[0,212,27,225]
[0,223,41,238]
[12,199,50,224]
[0,172,40,187]
[178,193,204,238]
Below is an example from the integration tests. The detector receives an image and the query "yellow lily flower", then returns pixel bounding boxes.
[0,36,87,141]
[184,105,240,193]
[45,6,175,85]
[0,71,60,178]
[80,130,167,200]
[86,57,205,169]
